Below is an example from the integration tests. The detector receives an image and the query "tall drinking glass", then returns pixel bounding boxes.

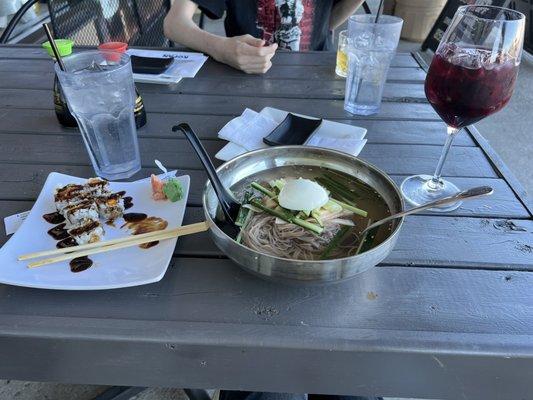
[55,50,141,180]
[401,6,525,211]
[344,15,403,115]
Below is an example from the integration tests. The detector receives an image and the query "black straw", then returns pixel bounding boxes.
[42,23,66,71]
[374,0,385,23]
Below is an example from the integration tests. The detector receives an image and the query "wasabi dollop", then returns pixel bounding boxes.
[162,178,183,202]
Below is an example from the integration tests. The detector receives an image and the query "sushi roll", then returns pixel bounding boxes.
[54,184,87,212]
[96,193,125,221]
[62,199,99,226]
[84,178,110,197]
[68,218,104,244]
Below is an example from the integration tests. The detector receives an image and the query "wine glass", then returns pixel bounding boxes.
[401,5,525,212]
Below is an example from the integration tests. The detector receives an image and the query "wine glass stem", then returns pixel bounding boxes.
[428,126,460,190]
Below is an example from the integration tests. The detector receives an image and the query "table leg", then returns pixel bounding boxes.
[92,386,146,400]
[91,387,212,400]
[184,388,212,400]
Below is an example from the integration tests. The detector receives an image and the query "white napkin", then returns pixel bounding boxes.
[218,108,278,151]
[306,136,365,154]
[215,108,367,161]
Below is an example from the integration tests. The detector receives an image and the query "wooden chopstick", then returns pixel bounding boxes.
[19,221,209,261]
[24,222,209,269]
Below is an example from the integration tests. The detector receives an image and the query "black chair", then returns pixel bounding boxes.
[48,0,171,46]
[421,0,531,54]
[0,0,41,44]
[0,0,171,46]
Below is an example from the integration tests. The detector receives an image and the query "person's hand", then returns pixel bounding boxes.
[217,34,277,74]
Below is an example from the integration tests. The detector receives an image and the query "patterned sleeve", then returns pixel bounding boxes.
[191,0,226,19]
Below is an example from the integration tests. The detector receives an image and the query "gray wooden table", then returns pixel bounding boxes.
[0,44,532,400]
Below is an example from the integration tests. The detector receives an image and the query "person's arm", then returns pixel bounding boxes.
[163,0,277,74]
[329,0,365,30]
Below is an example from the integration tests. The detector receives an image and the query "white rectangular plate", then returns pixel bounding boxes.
[0,172,189,290]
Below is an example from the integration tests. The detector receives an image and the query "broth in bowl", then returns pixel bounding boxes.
[230,165,393,261]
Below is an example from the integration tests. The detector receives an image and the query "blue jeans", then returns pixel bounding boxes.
[219,391,383,400]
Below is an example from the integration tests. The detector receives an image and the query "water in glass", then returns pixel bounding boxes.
[344,15,403,115]
[55,51,141,180]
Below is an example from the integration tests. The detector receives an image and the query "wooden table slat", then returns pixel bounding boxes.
[0,133,496,178]
[0,46,420,67]
[0,109,476,146]
[0,88,440,120]
[175,208,533,269]
[0,166,527,219]
[0,258,533,342]
[0,70,428,101]
[199,61,426,82]
[272,51,421,67]
[1,204,530,269]
[1,261,533,334]
[0,58,424,79]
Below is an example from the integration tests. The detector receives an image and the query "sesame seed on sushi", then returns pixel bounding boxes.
[68,218,104,245]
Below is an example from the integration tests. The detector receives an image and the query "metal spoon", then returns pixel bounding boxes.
[172,123,241,237]
[362,186,494,235]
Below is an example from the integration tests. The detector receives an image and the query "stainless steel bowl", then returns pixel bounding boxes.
[202,146,404,284]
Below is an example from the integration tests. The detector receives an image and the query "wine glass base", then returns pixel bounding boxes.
[400,175,462,212]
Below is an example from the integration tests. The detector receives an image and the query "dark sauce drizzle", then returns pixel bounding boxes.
[56,237,77,249]
[47,223,70,240]
[121,214,167,249]
[123,196,134,210]
[141,240,159,249]
[70,256,93,273]
[123,212,147,223]
[44,214,93,271]
[43,211,65,224]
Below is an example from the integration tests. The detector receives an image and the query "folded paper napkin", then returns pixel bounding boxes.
[215,108,367,161]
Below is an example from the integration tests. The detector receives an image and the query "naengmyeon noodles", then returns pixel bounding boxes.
[241,212,359,260]
[232,168,392,260]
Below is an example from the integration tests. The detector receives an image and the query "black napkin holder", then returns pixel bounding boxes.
[263,113,322,146]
